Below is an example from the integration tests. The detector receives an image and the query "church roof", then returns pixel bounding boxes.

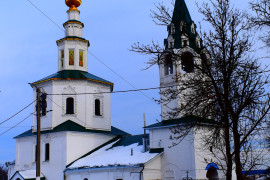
[14,120,129,139]
[31,70,114,91]
[10,170,45,180]
[144,115,218,129]
[172,0,192,25]
[66,134,163,169]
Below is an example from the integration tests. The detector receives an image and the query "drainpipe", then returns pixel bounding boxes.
[139,165,144,180]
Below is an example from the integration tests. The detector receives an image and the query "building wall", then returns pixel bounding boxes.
[32,80,112,131]
[65,167,143,180]
[193,126,226,179]
[149,127,196,179]
[10,131,115,180]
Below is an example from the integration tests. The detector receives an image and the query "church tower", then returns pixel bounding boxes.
[31,0,114,131]
[159,0,203,120]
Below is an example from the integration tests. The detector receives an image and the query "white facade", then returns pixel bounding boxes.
[31,80,112,131]
[10,131,115,180]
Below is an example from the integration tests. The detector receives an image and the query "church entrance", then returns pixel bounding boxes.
[206,166,219,180]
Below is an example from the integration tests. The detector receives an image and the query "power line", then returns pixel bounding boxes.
[0,113,33,136]
[47,85,175,96]
[25,0,158,105]
[26,0,64,32]
[0,101,35,126]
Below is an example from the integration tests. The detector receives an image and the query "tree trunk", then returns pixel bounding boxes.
[232,115,244,180]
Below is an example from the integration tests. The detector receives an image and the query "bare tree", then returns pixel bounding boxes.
[250,0,270,47]
[131,0,270,180]
[0,164,8,180]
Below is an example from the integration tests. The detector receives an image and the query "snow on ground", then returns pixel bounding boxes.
[69,141,160,169]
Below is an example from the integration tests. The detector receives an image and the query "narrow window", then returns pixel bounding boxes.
[79,50,84,67]
[35,145,37,162]
[66,97,74,114]
[181,52,194,73]
[164,54,173,75]
[170,42,173,49]
[69,50,74,65]
[95,99,101,116]
[45,143,50,161]
[61,50,64,67]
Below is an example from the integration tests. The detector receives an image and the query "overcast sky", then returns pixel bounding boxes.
[0,0,266,163]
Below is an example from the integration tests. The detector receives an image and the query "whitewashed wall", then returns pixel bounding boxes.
[11,131,116,180]
[32,80,112,131]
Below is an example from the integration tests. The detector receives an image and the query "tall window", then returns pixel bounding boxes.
[164,54,173,75]
[61,50,64,67]
[35,145,37,162]
[69,49,74,65]
[45,143,50,161]
[66,97,74,114]
[181,52,194,73]
[95,99,101,116]
[79,50,84,67]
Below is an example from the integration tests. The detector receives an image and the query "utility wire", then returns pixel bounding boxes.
[0,113,33,136]
[0,101,35,126]
[26,0,64,32]
[47,85,175,96]
[25,0,158,105]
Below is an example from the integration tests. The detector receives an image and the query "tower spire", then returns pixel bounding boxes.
[164,0,202,52]
[56,0,90,72]
[172,0,192,25]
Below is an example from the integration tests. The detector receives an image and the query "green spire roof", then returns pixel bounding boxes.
[172,0,192,25]
[164,0,202,53]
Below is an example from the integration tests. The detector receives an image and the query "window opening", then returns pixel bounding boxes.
[95,99,101,116]
[61,50,64,67]
[69,49,74,65]
[164,54,173,75]
[79,50,84,67]
[35,145,37,162]
[181,53,194,73]
[66,97,74,114]
[45,143,50,161]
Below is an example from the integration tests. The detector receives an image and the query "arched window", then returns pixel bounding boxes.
[164,54,173,75]
[66,97,74,114]
[84,178,88,180]
[181,52,194,73]
[16,178,21,180]
[95,99,101,116]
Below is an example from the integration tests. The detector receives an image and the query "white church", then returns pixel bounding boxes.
[8,0,225,179]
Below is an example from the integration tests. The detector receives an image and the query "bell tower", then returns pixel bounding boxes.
[56,0,89,72]
[159,0,203,120]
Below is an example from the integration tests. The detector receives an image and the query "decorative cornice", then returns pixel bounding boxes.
[63,20,84,28]
[56,37,90,46]
[32,78,114,86]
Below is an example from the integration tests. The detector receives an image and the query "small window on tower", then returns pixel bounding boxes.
[61,50,64,67]
[69,50,74,65]
[66,97,74,114]
[181,52,194,73]
[95,99,101,116]
[164,54,173,75]
[79,50,84,67]
[45,143,50,161]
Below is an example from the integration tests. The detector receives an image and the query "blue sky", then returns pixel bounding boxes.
[0,0,265,164]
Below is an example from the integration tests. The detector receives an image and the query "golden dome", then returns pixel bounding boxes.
[65,0,81,11]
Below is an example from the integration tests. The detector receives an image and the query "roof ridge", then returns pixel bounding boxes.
[66,136,121,168]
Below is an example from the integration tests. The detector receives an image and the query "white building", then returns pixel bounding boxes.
[8,0,227,179]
